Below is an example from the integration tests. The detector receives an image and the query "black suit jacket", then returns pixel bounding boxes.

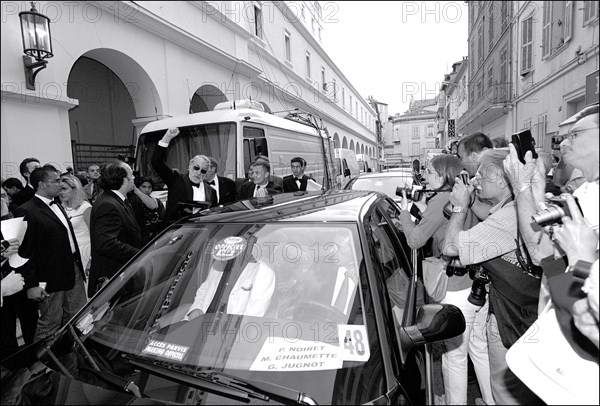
[89,190,143,296]
[282,174,312,193]
[238,181,282,200]
[14,197,84,293]
[12,185,35,207]
[211,175,237,205]
[151,144,217,223]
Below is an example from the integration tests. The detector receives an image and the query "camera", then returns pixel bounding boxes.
[511,129,538,164]
[532,195,581,226]
[395,184,426,201]
[458,170,470,185]
[468,266,490,306]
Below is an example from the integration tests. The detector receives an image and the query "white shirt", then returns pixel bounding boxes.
[253,183,268,197]
[191,183,206,213]
[330,266,357,314]
[185,259,276,318]
[573,181,599,229]
[207,176,220,203]
[35,194,76,253]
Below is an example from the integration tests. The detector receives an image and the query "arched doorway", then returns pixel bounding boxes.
[349,140,355,152]
[333,132,340,148]
[67,49,162,172]
[342,137,348,149]
[190,84,228,113]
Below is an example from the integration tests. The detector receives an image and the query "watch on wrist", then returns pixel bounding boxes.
[451,206,468,213]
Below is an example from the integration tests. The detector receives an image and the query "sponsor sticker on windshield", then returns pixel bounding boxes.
[142,339,190,362]
[212,236,247,261]
[250,337,343,371]
[338,325,370,362]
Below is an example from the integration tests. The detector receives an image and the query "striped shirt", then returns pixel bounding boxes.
[457,197,519,266]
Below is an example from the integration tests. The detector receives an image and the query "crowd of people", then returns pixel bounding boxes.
[1,107,598,404]
[398,104,599,404]
[0,126,315,361]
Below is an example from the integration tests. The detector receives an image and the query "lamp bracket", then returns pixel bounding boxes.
[23,55,47,90]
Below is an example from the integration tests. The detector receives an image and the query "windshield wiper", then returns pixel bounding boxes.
[122,354,317,404]
[66,325,145,398]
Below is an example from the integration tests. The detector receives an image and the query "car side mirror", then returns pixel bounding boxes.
[344,168,351,177]
[396,303,465,364]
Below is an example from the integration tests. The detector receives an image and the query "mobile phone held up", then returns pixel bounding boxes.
[511,129,538,164]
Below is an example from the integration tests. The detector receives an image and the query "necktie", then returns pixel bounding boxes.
[334,269,350,313]
[206,180,216,186]
[50,201,82,267]
[124,198,136,219]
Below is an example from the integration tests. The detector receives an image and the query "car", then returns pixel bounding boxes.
[1,191,465,405]
[344,171,415,204]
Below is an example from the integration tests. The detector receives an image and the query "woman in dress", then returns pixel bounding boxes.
[59,174,92,292]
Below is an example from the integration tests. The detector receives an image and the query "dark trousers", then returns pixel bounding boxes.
[0,289,39,360]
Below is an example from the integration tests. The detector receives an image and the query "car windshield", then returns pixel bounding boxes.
[349,175,412,200]
[74,221,382,403]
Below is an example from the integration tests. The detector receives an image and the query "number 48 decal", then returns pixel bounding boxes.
[338,325,370,362]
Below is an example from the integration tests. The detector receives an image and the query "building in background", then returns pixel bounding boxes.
[436,57,469,149]
[459,0,599,151]
[1,1,379,181]
[367,96,387,170]
[388,97,438,166]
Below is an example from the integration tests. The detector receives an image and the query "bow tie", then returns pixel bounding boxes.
[49,200,58,206]
[206,180,216,186]
[295,177,303,181]
[191,182,201,188]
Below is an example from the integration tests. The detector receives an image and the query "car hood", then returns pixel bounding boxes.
[0,336,288,405]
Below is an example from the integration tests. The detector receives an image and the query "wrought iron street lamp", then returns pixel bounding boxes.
[19,2,53,90]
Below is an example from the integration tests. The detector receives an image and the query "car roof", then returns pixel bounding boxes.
[187,190,380,224]
[352,171,412,179]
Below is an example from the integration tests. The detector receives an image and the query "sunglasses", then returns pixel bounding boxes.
[193,165,207,174]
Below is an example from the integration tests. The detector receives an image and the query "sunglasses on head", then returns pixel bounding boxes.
[193,165,207,174]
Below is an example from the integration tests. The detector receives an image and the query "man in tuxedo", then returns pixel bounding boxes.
[82,164,100,204]
[14,166,87,341]
[89,161,143,297]
[12,157,41,206]
[283,157,312,193]
[238,161,282,199]
[151,127,217,224]
[205,156,237,205]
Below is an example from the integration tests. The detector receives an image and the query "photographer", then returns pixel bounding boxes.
[399,154,493,405]
[443,149,542,405]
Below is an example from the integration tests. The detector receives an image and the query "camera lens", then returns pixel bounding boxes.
[468,280,488,306]
[531,205,567,226]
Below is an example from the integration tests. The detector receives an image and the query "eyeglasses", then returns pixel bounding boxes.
[567,127,599,141]
[193,165,208,174]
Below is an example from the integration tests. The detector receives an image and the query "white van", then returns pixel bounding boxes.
[356,154,373,173]
[335,148,359,188]
[135,100,337,195]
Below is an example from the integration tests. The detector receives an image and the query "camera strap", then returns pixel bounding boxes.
[515,232,543,279]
